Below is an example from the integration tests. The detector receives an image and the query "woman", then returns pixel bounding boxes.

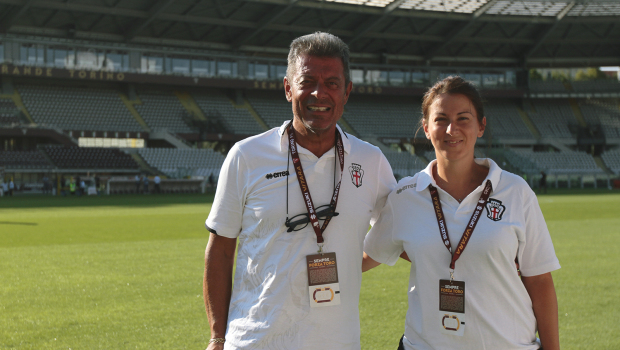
[363,76,560,350]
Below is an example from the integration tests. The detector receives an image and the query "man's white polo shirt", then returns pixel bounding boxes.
[364,158,560,350]
[206,121,396,350]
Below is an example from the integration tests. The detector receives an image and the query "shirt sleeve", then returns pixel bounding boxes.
[205,143,248,239]
[370,152,397,226]
[518,189,561,277]
[364,197,403,266]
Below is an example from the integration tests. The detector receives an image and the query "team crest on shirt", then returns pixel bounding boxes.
[349,163,364,188]
[485,198,505,221]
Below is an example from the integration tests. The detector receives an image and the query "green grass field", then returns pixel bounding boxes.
[1,190,619,349]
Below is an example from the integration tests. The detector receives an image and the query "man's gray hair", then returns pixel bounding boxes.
[287,32,351,86]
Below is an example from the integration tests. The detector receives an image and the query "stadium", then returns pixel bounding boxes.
[0,0,619,349]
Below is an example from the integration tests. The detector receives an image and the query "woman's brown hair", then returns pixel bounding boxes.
[420,76,485,127]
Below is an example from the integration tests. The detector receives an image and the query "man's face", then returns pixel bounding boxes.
[284,54,352,135]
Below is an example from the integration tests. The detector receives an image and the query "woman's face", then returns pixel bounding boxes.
[423,93,486,163]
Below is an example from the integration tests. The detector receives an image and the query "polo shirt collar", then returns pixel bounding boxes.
[277,120,351,155]
[416,158,502,193]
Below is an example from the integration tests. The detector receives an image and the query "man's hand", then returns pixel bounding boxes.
[204,233,237,347]
[206,342,225,350]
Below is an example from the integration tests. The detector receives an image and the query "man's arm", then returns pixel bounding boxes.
[522,272,560,350]
[204,233,237,350]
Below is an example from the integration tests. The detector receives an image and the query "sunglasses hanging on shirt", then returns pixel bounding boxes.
[283,121,343,244]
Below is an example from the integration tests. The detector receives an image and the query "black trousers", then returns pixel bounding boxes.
[397,335,405,350]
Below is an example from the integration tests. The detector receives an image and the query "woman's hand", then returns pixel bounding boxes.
[522,272,560,350]
[362,252,381,272]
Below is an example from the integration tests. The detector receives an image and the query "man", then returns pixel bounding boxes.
[135,174,141,194]
[539,171,547,194]
[154,175,161,194]
[203,32,396,350]
[143,175,149,194]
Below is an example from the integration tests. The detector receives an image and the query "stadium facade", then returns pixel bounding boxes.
[1,0,619,194]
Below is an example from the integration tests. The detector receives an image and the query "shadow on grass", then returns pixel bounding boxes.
[0,193,215,209]
[0,221,38,225]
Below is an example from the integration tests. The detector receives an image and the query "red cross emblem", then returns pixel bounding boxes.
[485,198,505,221]
[348,163,364,188]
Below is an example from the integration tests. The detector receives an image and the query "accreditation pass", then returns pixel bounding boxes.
[306,252,341,308]
[439,280,465,336]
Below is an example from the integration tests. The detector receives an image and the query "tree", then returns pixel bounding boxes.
[575,67,607,81]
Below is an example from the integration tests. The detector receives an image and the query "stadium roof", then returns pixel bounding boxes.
[0,0,619,68]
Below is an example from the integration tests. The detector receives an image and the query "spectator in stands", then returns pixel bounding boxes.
[94,175,101,195]
[363,76,560,350]
[208,173,215,193]
[42,175,50,194]
[1,180,7,196]
[79,179,86,196]
[540,171,548,194]
[203,32,396,350]
[8,179,14,196]
[153,175,161,194]
[59,175,66,196]
[69,177,76,196]
[76,175,82,196]
[143,176,149,194]
[135,174,141,194]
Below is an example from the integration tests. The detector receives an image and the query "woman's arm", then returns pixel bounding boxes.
[363,251,410,272]
[522,272,560,350]
[362,252,381,272]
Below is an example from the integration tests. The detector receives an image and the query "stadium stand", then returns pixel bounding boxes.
[134,90,195,134]
[503,149,542,174]
[0,99,22,125]
[383,150,427,177]
[137,148,225,178]
[529,80,568,93]
[17,85,143,132]
[343,95,421,138]
[1,0,619,195]
[485,100,534,139]
[0,150,53,169]
[192,91,264,135]
[43,146,139,170]
[578,99,620,140]
[424,150,436,161]
[510,148,602,174]
[572,80,620,93]
[245,90,292,129]
[601,149,620,175]
[527,99,576,139]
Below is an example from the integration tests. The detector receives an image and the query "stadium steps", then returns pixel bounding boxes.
[173,91,207,121]
[150,130,192,149]
[337,116,359,138]
[36,147,59,169]
[568,99,588,127]
[418,153,431,164]
[517,106,541,139]
[547,140,573,153]
[594,156,614,175]
[362,136,392,154]
[119,93,151,132]
[127,151,160,176]
[234,98,269,131]
[1,91,35,124]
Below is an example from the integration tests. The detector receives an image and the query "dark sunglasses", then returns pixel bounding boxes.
[285,204,339,232]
